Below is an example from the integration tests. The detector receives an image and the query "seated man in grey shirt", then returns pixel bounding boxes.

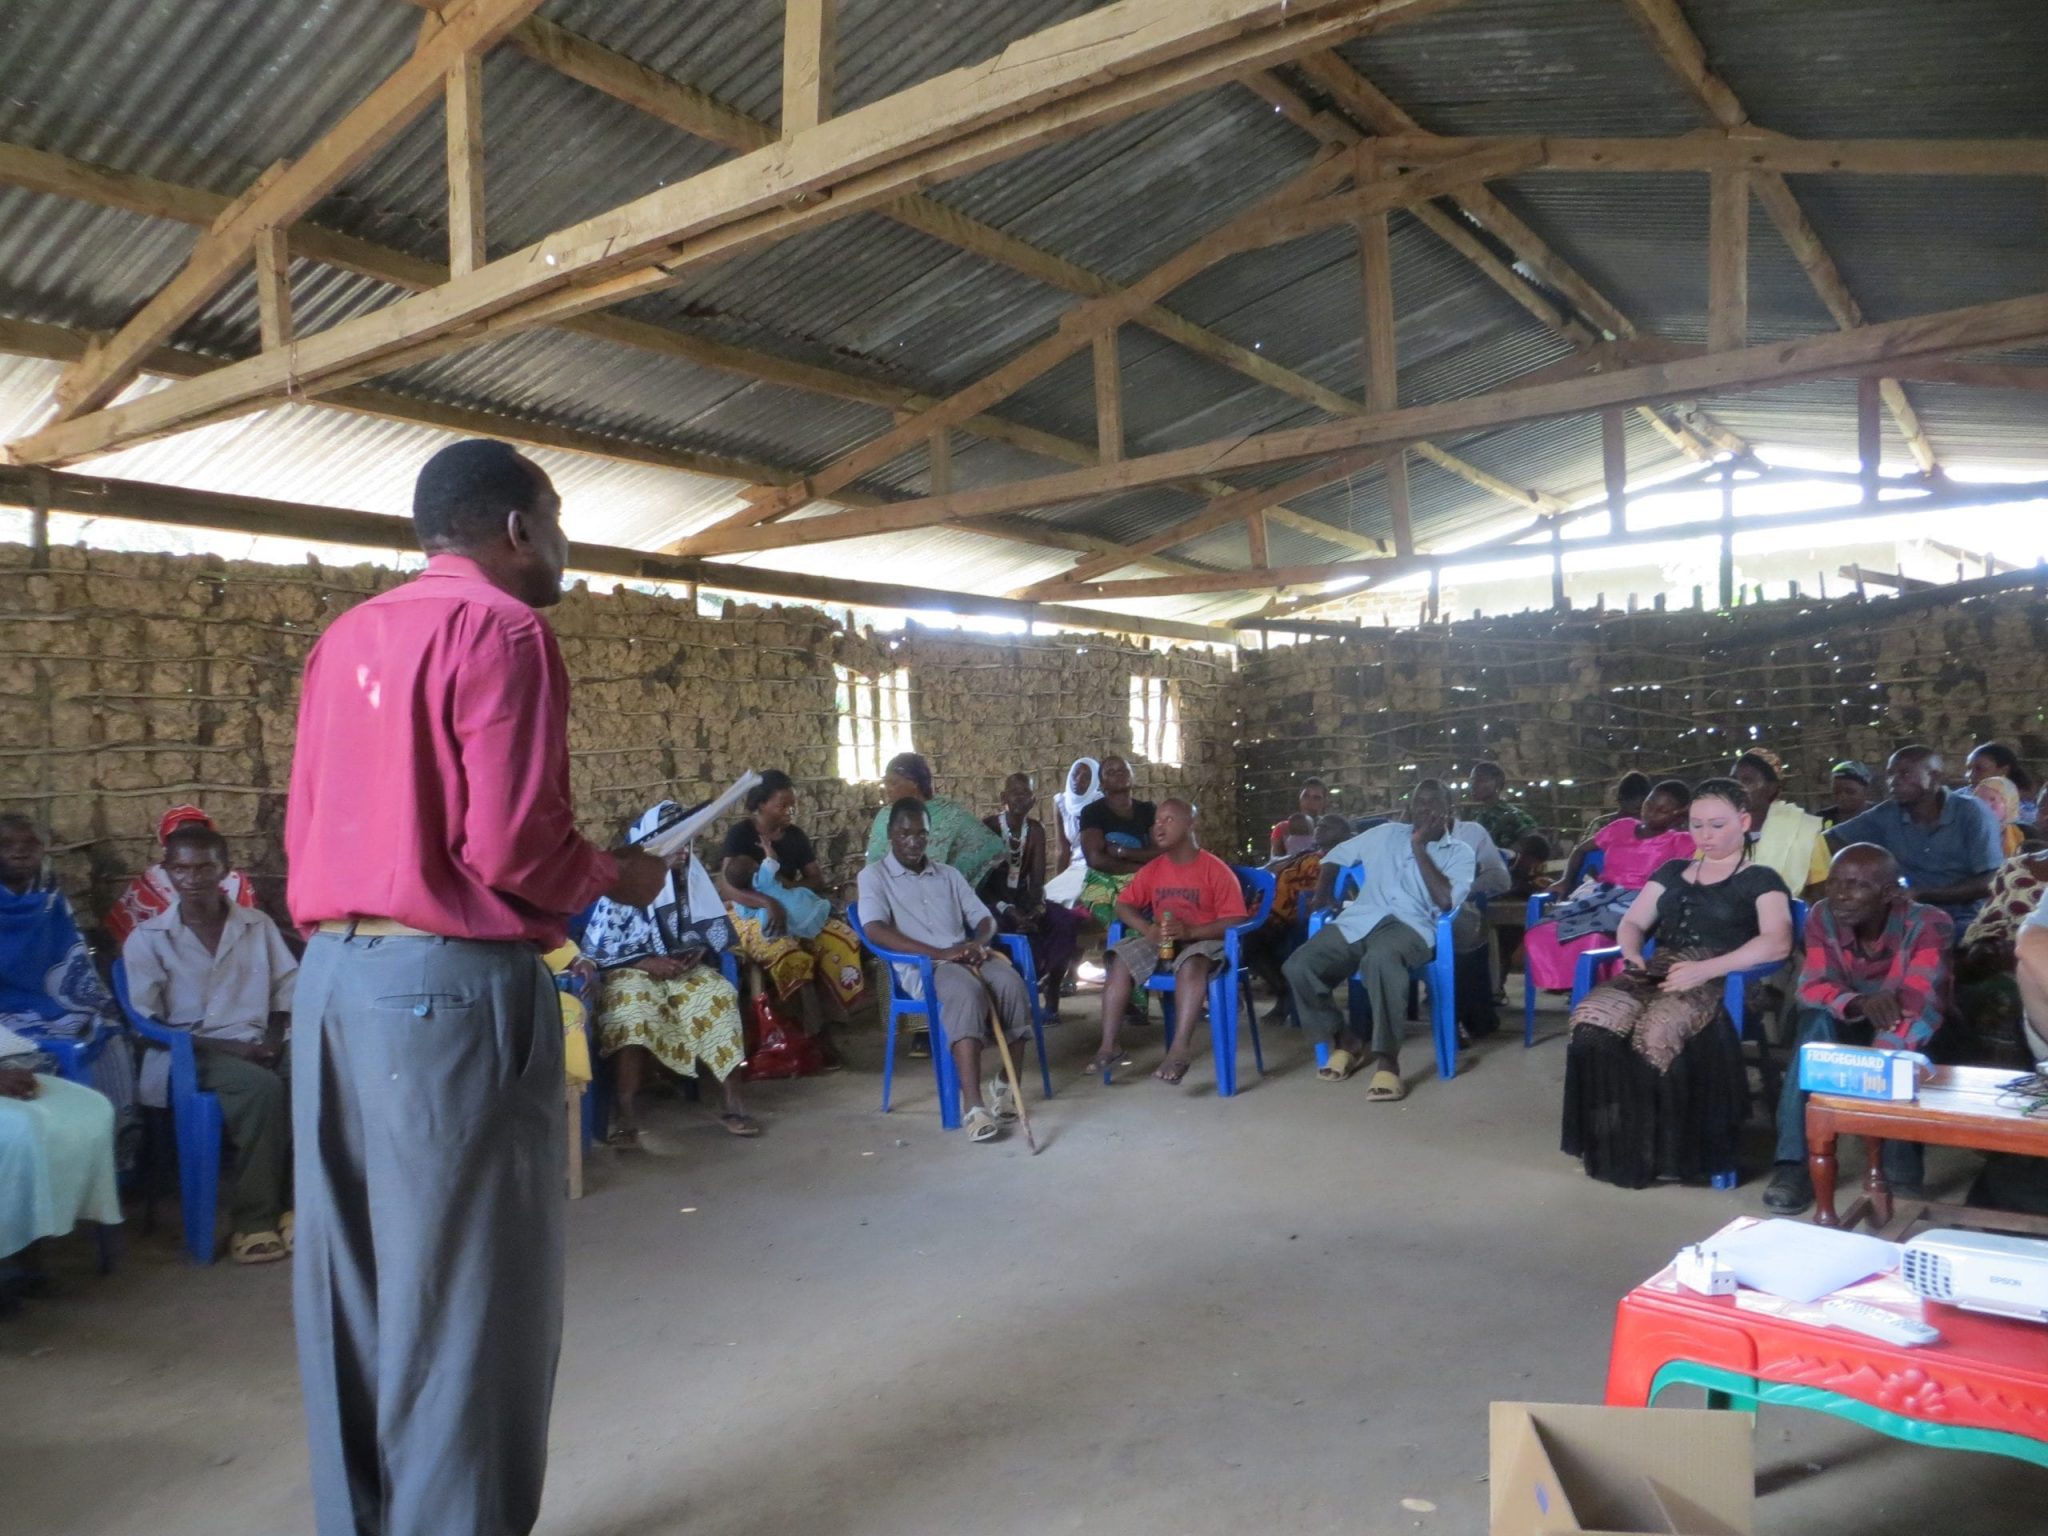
[856,798,1034,1144]
[1283,779,1474,1102]
[1825,745,2003,926]
[122,823,297,1264]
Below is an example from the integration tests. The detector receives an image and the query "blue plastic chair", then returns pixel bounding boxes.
[578,946,741,1148]
[847,903,1052,1130]
[1569,898,1808,1190]
[1523,846,1605,1046]
[1306,864,1463,1081]
[12,1015,115,1090]
[1104,865,1275,1096]
[111,959,223,1265]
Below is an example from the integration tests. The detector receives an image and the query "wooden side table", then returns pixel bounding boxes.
[1805,1065,2048,1234]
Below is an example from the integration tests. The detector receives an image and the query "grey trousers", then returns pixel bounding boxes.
[928,955,1034,1046]
[291,931,564,1536]
[1283,916,1433,1058]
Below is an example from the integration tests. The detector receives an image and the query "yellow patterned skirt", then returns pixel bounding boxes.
[728,912,870,1011]
[597,964,746,1081]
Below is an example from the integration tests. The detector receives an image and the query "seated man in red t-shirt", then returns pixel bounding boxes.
[1087,798,1248,1086]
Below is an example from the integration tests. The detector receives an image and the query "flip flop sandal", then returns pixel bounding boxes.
[719,1113,763,1137]
[963,1106,1001,1143]
[1365,1069,1407,1102]
[1086,1051,1120,1082]
[1316,1048,1360,1083]
[1154,1059,1191,1086]
[604,1126,642,1150]
[280,1211,295,1254]
[907,1032,932,1058]
[231,1231,288,1266]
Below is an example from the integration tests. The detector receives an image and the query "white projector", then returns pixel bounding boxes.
[1900,1229,2048,1323]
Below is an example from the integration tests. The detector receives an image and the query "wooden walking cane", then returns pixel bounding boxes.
[973,964,1038,1154]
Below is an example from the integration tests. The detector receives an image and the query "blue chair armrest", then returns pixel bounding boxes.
[112,959,201,1103]
[1434,909,1456,959]
[1106,921,1125,947]
[995,933,1032,970]
[1571,945,1624,1003]
[1524,891,1556,927]
[719,950,739,988]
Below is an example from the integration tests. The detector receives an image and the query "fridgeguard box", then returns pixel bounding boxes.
[1489,1402,1753,1536]
[1797,1040,1928,1102]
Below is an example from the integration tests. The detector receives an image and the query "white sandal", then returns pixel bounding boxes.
[984,1077,1019,1122]
[963,1106,1002,1143]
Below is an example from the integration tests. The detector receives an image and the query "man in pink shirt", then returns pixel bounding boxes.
[286,440,664,1536]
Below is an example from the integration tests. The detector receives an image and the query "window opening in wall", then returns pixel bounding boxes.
[1128,675,1181,767]
[836,665,913,783]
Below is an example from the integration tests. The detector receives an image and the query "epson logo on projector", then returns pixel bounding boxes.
[1991,1275,2022,1287]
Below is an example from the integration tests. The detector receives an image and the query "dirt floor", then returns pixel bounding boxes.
[5,993,2046,1535]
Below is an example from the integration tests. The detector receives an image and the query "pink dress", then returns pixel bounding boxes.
[1523,819,1697,991]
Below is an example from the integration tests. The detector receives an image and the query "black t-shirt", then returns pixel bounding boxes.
[1081,797,1156,854]
[721,819,818,874]
[1649,858,1788,954]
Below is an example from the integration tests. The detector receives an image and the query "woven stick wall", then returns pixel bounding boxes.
[1238,586,2048,846]
[0,544,1236,927]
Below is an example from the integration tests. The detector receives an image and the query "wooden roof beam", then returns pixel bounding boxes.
[7,0,1471,468]
[46,0,544,423]
[1622,0,1941,471]
[0,466,1237,646]
[678,289,2048,554]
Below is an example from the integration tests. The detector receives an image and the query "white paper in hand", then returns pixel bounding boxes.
[636,772,762,858]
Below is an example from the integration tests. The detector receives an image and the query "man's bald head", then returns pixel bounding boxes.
[1826,841,1901,929]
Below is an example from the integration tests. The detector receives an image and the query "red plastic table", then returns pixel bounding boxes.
[1605,1219,2048,1467]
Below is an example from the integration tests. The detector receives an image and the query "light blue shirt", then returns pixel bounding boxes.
[1828,788,2004,922]
[1323,821,1476,944]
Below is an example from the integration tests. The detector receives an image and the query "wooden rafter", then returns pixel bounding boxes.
[1342,134,2048,178]
[1620,0,1941,471]
[1274,55,1735,463]
[45,0,543,424]
[1033,474,2048,603]
[781,0,838,138]
[0,466,1236,646]
[7,0,1471,469]
[674,143,1535,549]
[0,141,1166,475]
[0,314,1214,583]
[1356,205,1412,554]
[445,54,487,276]
[419,1,1469,435]
[681,289,2048,554]
[252,228,293,352]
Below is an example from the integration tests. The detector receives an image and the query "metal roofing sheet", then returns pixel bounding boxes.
[0,0,2041,622]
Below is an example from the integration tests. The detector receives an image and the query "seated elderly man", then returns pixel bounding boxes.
[1284,779,1475,1102]
[1763,844,1953,1214]
[123,822,298,1264]
[857,797,1035,1144]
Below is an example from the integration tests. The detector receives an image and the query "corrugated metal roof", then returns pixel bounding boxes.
[0,0,2041,623]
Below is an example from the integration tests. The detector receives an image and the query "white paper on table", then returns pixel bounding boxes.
[636,772,762,858]
[1703,1218,1900,1305]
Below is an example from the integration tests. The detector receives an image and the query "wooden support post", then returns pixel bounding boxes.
[253,226,293,351]
[1093,329,1123,464]
[1550,520,1566,612]
[1602,408,1628,532]
[446,56,487,277]
[1427,565,1440,622]
[1358,209,1412,555]
[1247,509,1269,567]
[781,0,837,138]
[1707,169,1749,352]
[1718,463,1737,609]
[928,428,953,495]
[27,466,49,569]
[1857,373,1882,502]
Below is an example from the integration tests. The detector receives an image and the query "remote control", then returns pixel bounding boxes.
[1819,1297,1941,1347]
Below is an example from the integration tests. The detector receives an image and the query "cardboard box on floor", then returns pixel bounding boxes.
[1490,1403,1753,1536]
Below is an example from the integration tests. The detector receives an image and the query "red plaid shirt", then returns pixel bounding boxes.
[1797,896,1953,1051]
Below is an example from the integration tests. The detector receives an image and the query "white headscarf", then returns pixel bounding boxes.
[1054,756,1103,866]
[581,800,733,968]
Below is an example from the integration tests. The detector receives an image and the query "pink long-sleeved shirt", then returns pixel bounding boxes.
[286,554,615,948]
